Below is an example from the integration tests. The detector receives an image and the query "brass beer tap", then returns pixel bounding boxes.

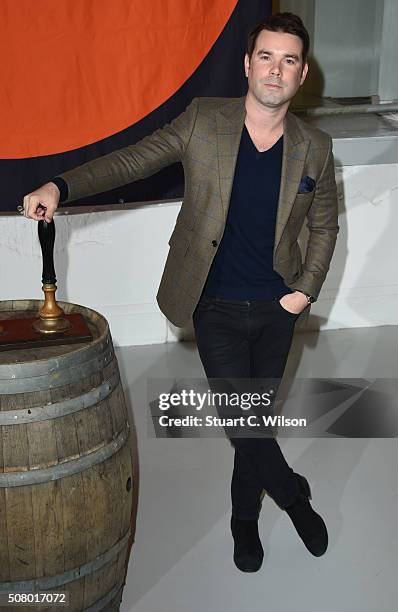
[32,219,71,334]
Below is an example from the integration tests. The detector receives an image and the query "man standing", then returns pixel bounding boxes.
[23,13,338,573]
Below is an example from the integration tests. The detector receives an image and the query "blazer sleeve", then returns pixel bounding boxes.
[290,137,339,300]
[58,98,200,203]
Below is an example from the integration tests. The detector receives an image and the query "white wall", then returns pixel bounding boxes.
[1,162,397,346]
[281,0,389,100]
[378,0,398,101]
[312,0,382,98]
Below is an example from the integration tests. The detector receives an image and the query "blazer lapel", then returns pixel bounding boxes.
[273,112,310,253]
[216,97,246,220]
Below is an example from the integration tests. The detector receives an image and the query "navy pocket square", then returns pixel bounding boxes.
[298,176,316,194]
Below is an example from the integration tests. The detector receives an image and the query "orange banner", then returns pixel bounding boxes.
[0,0,236,158]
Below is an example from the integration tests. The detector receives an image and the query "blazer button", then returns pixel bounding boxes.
[212,240,218,247]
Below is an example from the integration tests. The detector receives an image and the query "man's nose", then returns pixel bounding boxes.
[270,62,281,75]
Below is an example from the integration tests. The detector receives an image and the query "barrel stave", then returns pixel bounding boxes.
[0,301,136,611]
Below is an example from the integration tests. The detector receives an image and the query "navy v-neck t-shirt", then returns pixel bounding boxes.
[201,124,293,299]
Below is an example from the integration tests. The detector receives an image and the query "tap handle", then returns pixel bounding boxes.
[38,219,56,284]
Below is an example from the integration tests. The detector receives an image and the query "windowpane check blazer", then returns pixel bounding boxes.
[59,96,339,328]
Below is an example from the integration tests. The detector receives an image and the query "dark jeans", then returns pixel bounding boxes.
[192,295,301,520]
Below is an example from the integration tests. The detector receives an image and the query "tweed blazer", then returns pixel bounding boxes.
[59,96,339,328]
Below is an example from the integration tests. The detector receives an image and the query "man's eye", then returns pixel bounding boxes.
[285,59,295,64]
[260,55,270,60]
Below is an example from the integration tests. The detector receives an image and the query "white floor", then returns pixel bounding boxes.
[116,326,398,612]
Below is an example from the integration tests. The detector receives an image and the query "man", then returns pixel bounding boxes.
[23,13,338,573]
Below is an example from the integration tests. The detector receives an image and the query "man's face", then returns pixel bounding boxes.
[244,29,308,110]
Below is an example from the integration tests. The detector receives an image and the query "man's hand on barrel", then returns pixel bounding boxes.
[21,182,60,222]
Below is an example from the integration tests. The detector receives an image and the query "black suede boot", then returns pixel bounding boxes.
[230,515,264,572]
[284,473,328,557]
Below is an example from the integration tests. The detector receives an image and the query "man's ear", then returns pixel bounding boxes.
[244,53,250,78]
[300,62,309,86]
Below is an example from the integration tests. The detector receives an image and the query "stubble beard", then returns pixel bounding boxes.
[252,82,287,109]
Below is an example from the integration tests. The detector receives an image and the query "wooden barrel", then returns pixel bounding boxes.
[0,300,137,611]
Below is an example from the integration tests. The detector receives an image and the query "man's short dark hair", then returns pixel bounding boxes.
[247,12,310,66]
